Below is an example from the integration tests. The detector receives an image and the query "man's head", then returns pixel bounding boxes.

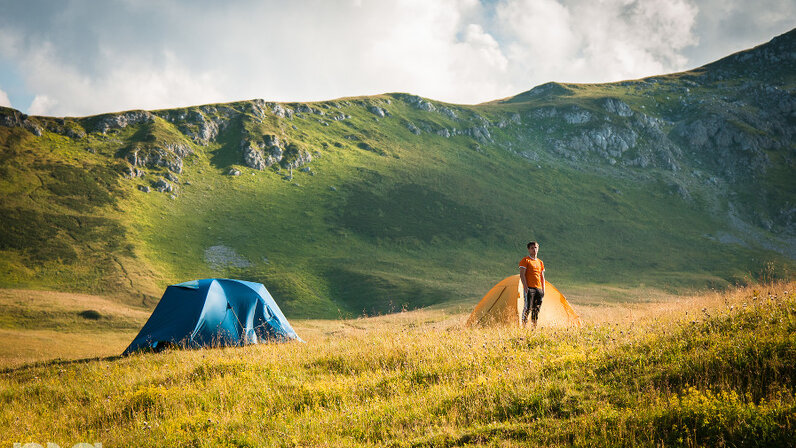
[527,241,539,257]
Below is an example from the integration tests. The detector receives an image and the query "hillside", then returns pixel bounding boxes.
[0,29,794,317]
[0,281,793,446]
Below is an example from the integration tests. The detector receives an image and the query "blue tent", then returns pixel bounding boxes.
[123,278,301,355]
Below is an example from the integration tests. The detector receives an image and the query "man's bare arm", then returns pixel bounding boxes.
[540,270,545,295]
[519,266,528,290]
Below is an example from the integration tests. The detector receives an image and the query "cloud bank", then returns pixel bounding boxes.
[0,88,11,108]
[0,0,792,116]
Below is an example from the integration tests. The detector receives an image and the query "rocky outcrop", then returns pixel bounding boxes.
[241,139,268,170]
[401,94,436,111]
[439,106,457,119]
[240,133,312,171]
[0,107,45,136]
[281,143,313,169]
[268,103,294,119]
[563,107,591,124]
[126,142,192,173]
[157,107,232,145]
[551,125,638,165]
[92,110,154,133]
[672,115,771,180]
[463,125,492,143]
[153,178,173,193]
[124,165,145,178]
[180,111,221,145]
[369,106,388,118]
[602,98,633,117]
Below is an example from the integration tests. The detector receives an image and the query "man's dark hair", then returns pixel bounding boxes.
[527,241,539,249]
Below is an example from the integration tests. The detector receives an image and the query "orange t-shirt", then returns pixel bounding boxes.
[519,256,545,288]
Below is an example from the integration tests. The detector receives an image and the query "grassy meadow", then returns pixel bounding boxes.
[2,70,794,318]
[1,34,794,446]
[0,281,793,447]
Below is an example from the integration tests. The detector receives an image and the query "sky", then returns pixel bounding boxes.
[0,0,793,117]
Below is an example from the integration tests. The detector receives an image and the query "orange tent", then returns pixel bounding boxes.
[466,275,581,328]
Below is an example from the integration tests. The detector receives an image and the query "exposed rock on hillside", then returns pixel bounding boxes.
[92,110,154,134]
[602,98,633,117]
[401,94,436,111]
[153,178,173,193]
[126,142,192,173]
[240,132,312,171]
[0,108,45,136]
[369,106,388,117]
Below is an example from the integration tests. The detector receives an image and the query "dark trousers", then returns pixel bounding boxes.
[523,287,544,325]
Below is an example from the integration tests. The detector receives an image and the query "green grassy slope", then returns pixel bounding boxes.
[0,30,794,317]
[0,282,792,447]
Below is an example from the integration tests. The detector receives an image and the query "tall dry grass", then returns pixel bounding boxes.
[0,281,793,447]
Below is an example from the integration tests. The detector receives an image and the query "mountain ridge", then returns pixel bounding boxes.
[0,29,793,317]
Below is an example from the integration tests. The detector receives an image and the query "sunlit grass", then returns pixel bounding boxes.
[1,281,793,447]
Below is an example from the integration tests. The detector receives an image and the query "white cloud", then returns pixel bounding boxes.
[0,88,11,108]
[496,0,699,85]
[0,0,790,115]
[28,94,56,115]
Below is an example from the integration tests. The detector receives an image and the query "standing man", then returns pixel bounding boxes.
[519,241,545,328]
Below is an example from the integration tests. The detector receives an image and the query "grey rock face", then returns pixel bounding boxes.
[137,185,150,193]
[673,115,771,180]
[0,108,48,136]
[268,103,294,119]
[281,144,313,169]
[175,110,223,145]
[240,133,312,170]
[242,140,267,170]
[0,109,25,128]
[228,168,241,176]
[369,106,387,117]
[126,143,192,173]
[439,106,457,119]
[153,178,173,193]
[602,98,634,117]
[532,107,558,119]
[406,122,421,135]
[563,108,592,124]
[402,94,436,111]
[240,133,283,170]
[94,110,154,133]
[124,165,145,178]
[464,126,492,143]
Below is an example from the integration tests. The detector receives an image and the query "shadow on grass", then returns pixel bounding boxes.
[0,355,124,374]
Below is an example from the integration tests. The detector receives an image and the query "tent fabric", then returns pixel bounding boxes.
[466,275,581,328]
[123,278,301,355]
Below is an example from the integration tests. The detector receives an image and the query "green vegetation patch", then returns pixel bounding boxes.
[0,283,792,447]
[335,182,496,243]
